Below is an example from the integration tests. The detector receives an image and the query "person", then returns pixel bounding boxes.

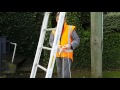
[49,12,80,78]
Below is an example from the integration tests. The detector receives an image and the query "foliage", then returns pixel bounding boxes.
[1,12,120,70]
[104,12,120,33]
[67,12,91,69]
[103,32,120,70]
[102,12,120,69]
[0,12,44,58]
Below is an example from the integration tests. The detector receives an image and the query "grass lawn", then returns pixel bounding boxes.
[3,69,120,78]
[71,69,120,78]
[103,70,120,78]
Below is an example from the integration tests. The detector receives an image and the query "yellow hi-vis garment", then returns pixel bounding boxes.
[52,22,76,61]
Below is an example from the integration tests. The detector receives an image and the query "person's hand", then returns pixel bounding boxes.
[62,44,71,50]
[57,45,62,51]
[58,44,71,55]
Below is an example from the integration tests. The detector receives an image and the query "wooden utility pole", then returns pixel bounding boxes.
[91,12,103,78]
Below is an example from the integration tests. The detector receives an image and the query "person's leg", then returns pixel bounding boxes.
[56,57,62,78]
[62,58,72,78]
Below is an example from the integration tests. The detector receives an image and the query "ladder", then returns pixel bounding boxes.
[30,12,66,78]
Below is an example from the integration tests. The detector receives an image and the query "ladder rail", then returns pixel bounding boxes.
[30,12,51,78]
[45,12,66,78]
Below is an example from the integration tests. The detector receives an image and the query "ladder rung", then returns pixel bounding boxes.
[42,46,52,50]
[44,28,56,31]
[37,65,47,72]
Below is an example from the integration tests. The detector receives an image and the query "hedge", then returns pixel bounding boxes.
[104,12,120,33]
[0,12,120,70]
[0,12,44,58]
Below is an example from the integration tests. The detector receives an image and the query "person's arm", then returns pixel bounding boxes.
[49,32,54,47]
[70,30,80,50]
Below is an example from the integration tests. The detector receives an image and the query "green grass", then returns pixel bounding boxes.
[71,69,91,78]
[3,69,120,78]
[103,71,120,78]
[71,69,120,78]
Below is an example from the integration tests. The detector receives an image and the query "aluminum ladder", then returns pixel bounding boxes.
[30,12,66,78]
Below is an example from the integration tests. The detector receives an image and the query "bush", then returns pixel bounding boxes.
[104,12,120,32]
[67,12,91,69]
[1,12,120,70]
[0,12,44,58]
[103,12,120,69]
[103,32,120,70]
